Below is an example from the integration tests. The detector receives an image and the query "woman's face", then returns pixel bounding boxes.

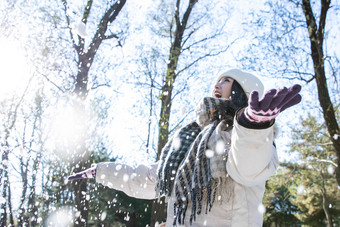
[213,77,234,100]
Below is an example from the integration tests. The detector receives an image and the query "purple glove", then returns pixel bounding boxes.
[67,164,97,181]
[244,84,302,123]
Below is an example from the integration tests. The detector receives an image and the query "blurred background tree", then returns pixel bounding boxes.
[263,110,340,226]
[239,0,340,185]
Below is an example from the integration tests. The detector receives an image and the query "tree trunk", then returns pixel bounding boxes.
[321,191,333,227]
[7,180,14,227]
[71,99,90,227]
[151,1,198,226]
[301,0,340,186]
[0,168,8,227]
[0,106,18,226]
[0,140,11,227]
[28,148,42,226]
[62,0,127,225]
[18,158,28,226]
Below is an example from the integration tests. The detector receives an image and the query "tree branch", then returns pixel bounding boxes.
[178,38,239,75]
[61,0,79,52]
[82,0,93,24]
[318,0,331,44]
[40,73,66,93]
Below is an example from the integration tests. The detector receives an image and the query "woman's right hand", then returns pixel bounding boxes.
[155,222,166,227]
[67,164,97,181]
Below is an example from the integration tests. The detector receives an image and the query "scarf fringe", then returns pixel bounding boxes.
[157,97,237,226]
[174,176,234,225]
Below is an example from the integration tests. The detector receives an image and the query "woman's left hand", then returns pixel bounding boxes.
[244,84,302,123]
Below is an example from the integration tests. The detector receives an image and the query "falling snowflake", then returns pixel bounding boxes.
[124,213,130,221]
[123,174,129,182]
[181,106,186,115]
[173,137,181,151]
[327,165,334,175]
[297,185,305,194]
[70,20,89,39]
[1,146,9,152]
[100,211,107,221]
[258,203,266,214]
[205,149,214,158]
[2,160,8,167]
[46,207,74,226]
[130,173,137,180]
[216,140,225,154]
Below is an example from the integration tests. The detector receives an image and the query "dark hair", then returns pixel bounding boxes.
[230,80,248,109]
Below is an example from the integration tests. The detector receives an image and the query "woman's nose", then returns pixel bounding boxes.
[215,83,221,89]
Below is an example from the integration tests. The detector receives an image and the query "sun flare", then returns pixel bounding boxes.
[46,101,90,161]
[0,38,31,98]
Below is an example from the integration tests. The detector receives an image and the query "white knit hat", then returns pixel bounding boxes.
[216,69,264,98]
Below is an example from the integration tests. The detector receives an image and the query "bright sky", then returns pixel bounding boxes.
[103,0,301,166]
[1,0,337,168]
[0,38,31,98]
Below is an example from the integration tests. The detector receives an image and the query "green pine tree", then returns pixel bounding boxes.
[263,111,340,227]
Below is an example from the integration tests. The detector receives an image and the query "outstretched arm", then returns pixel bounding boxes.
[227,84,302,186]
[95,162,159,200]
[67,162,159,200]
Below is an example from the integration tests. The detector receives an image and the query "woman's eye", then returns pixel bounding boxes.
[219,78,229,83]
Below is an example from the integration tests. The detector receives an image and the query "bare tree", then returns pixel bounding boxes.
[300,0,340,186]
[60,0,127,225]
[148,0,235,224]
[0,77,33,226]
[157,0,198,160]
[240,0,339,185]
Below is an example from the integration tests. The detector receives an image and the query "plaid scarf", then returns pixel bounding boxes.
[156,97,237,225]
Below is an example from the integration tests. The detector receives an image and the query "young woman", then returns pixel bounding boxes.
[68,69,302,226]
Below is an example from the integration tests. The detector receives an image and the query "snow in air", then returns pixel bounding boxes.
[258,203,266,214]
[297,185,305,194]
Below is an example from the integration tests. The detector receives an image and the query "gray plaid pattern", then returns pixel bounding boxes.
[157,122,201,197]
[156,97,236,225]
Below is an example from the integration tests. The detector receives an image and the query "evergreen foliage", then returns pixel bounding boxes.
[263,112,340,226]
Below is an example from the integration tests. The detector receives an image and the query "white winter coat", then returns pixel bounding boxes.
[95,117,279,226]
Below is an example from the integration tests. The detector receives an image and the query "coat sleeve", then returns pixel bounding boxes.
[226,119,279,187]
[95,162,159,200]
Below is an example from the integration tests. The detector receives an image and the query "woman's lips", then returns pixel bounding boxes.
[214,91,222,98]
